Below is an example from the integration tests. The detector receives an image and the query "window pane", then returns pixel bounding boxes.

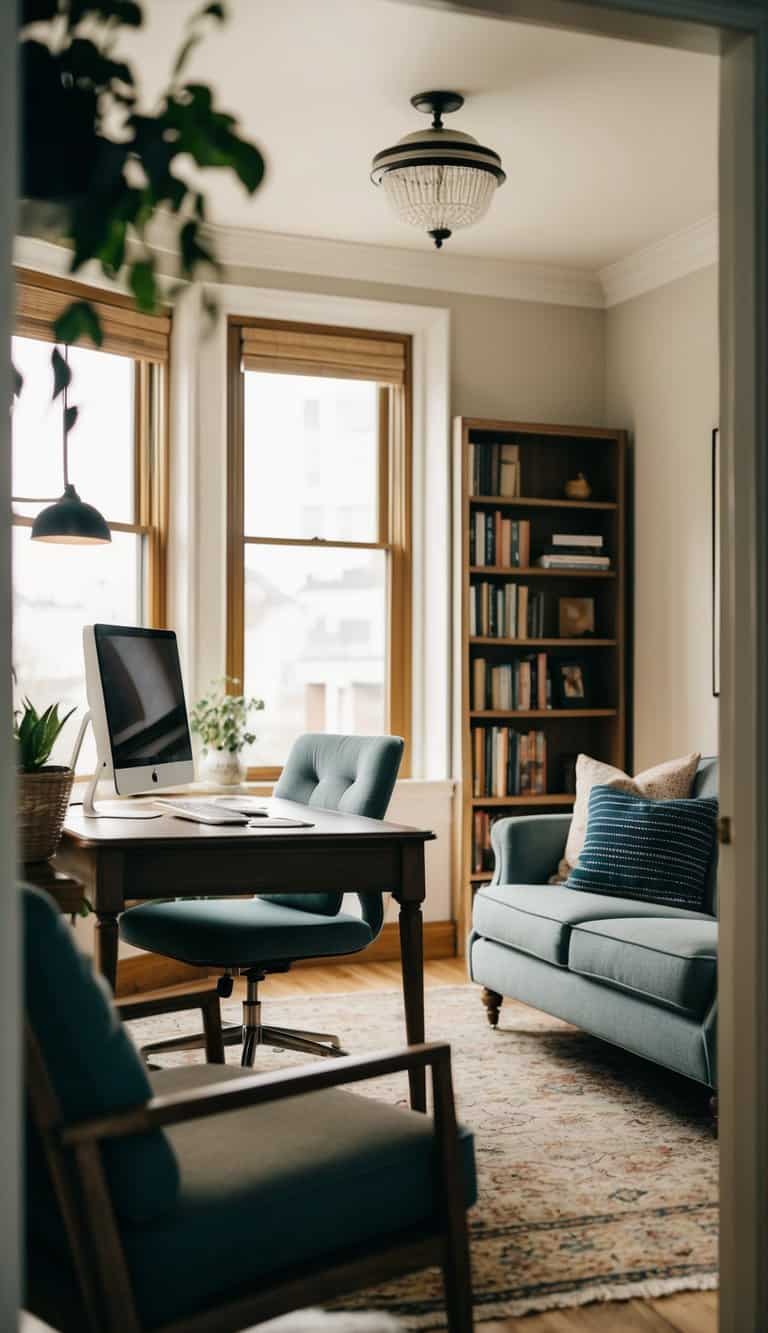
[12,336,135,523]
[12,528,142,772]
[243,373,379,541]
[242,544,387,767]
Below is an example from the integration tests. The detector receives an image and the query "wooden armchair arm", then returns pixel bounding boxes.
[61,1043,453,1146]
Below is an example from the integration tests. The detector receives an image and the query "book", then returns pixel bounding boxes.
[471,726,548,797]
[552,533,603,548]
[500,443,521,497]
[538,554,611,569]
[470,513,531,568]
[470,441,522,497]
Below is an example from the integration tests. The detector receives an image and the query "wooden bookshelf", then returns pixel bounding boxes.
[453,416,628,953]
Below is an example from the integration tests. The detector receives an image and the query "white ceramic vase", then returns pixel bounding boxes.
[199,748,246,787]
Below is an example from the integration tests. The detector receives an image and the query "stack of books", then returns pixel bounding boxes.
[469,441,521,497]
[537,533,611,571]
[473,727,547,797]
[470,583,546,638]
[472,655,551,711]
[470,513,531,567]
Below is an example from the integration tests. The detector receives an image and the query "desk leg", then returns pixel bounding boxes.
[396,844,427,1112]
[95,913,119,992]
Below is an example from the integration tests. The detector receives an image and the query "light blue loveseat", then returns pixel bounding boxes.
[469,758,719,1089]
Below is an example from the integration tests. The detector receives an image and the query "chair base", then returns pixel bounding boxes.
[140,969,348,1067]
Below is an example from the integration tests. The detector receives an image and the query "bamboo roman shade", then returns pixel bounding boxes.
[240,324,407,385]
[15,273,170,363]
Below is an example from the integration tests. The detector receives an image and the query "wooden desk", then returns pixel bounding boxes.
[56,798,434,1111]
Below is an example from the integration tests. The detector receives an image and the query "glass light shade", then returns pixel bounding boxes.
[381,163,498,234]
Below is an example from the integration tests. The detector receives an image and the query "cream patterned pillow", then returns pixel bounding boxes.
[551,751,702,883]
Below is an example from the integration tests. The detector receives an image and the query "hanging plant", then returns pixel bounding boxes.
[18,0,265,381]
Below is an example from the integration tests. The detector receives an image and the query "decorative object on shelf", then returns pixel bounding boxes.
[558,596,595,638]
[554,658,591,709]
[712,426,720,697]
[370,91,505,250]
[564,472,592,500]
[13,347,111,544]
[15,695,76,861]
[190,677,264,786]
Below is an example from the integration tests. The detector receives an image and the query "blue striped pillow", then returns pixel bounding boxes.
[567,785,718,910]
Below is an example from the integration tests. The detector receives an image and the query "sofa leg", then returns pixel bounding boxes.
[710,1093,718,1137]
[481,988,502,1030]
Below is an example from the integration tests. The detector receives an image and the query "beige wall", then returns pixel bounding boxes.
[219,264,606,424]
[604,265,719,770]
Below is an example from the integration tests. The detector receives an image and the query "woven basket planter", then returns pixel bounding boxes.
[17,766,74,863]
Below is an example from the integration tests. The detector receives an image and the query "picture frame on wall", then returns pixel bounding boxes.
[555,658,591,708]
[712,427,720,698]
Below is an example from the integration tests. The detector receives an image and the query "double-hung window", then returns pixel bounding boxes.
[227,318,412,778]
[11,271,169,772]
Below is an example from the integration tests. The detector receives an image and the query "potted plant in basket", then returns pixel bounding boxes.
[190,678,264,787]
[15,698,76,863]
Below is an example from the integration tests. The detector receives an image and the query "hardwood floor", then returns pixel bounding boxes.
[256,956,718,1333]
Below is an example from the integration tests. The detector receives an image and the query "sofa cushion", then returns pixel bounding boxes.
[122,1065,476,1330]
[472,882,711,968]
[567,787,719,911]
[569,917,718,1017]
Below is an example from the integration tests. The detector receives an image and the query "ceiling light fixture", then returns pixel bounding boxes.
[371,91,506,250]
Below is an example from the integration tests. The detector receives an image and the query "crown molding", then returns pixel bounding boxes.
[147,214,605,309]
[16,213,719,313]
[599,214,718,307]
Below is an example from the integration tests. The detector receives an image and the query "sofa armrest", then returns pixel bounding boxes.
[490,813,571,886]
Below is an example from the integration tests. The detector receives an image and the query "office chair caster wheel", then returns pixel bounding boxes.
[217,975,234,999]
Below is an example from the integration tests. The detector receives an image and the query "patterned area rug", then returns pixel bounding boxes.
[129,985,718,1330]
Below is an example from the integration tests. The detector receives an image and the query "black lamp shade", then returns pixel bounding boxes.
[31,484,111,544]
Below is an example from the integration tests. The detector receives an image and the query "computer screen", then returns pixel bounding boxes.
[92,625,193,770]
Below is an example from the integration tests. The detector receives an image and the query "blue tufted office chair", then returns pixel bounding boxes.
[119,733,404,1066]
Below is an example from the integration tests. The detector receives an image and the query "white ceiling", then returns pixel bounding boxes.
[128,0,718,271]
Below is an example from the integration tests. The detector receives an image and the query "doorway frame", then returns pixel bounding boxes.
[400,3,767,1330]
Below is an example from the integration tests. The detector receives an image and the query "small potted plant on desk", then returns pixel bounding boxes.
[15,697,75,863]
[190,677,264,787]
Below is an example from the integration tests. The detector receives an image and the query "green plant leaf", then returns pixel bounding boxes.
[129,257,157,311]
[51,346,72,400]
[64,404,79,434]
[12,364,23,397]
[53,301,103,348]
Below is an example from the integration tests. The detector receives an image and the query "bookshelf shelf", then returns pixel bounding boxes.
[470,709,617,720]
[454,416,628,953]
[469,566,616,579]
[470,494,617,511]
[471,794,576,808]
[470,637,617,648]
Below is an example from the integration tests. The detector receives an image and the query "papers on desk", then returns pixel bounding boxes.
[246,817,315,829]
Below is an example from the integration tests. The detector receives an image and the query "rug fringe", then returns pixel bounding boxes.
[397,1273,719,1329]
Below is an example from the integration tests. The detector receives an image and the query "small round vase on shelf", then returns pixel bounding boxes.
[199,749,246,787]
[564,472,592,500]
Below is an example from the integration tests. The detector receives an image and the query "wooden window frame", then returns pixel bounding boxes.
[226,316,412,780]
[11,271,169,629]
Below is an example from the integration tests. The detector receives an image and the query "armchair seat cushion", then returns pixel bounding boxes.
[472,882,711,967]
[120,897,374,967]
[122,1065,476,1330]
[568,918,718,1017]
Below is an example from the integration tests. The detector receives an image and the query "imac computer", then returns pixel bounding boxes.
[80,624,194,818]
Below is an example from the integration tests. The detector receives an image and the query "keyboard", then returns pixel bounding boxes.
[154,798,251,825]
